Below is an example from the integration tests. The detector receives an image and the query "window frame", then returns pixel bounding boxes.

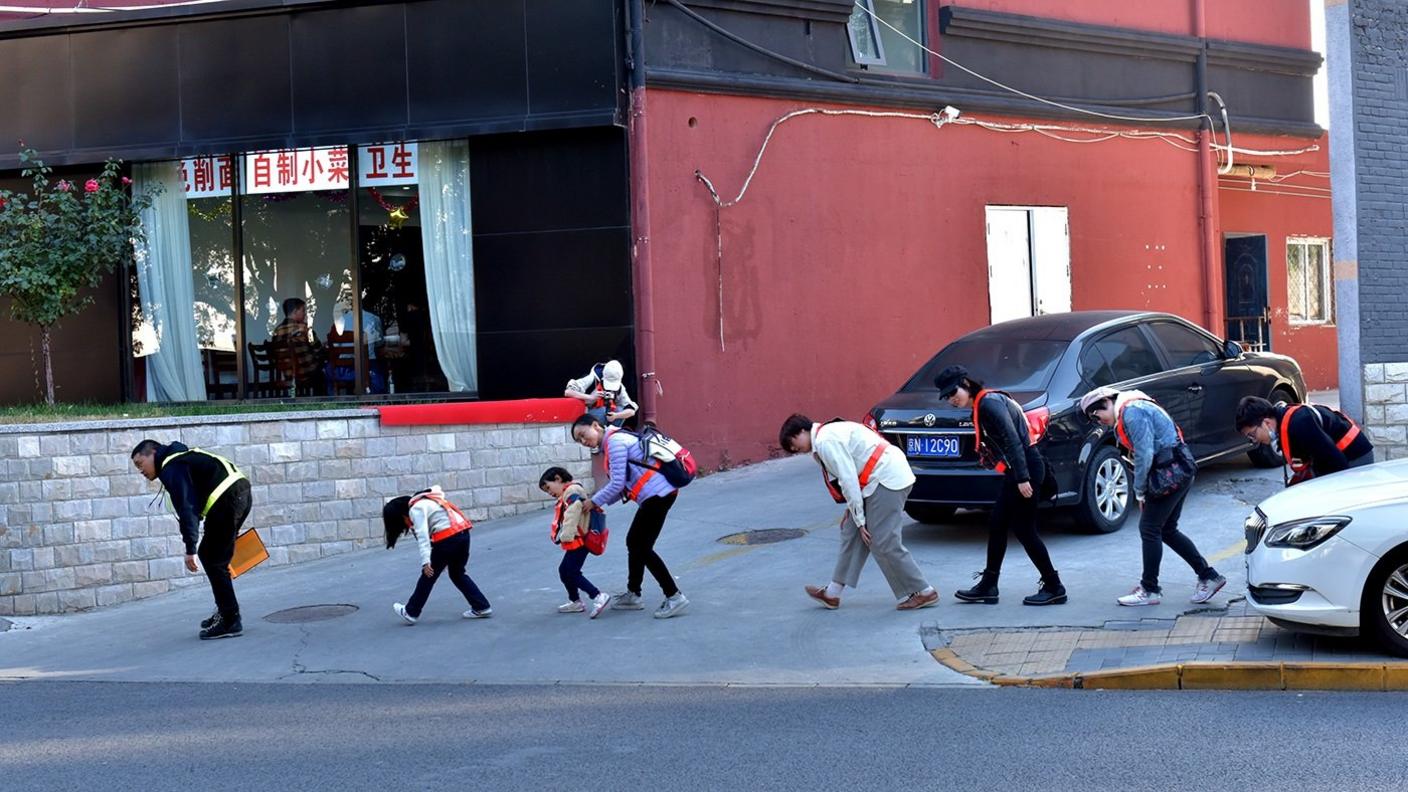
[846,0,887,67]
[1286,236,1333,326]
[847,0,932,76]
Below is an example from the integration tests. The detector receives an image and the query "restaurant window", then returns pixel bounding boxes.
[131,156,237,401]
[1287,237,1333,325]
[847,0,928,75]
[129,139,478,401]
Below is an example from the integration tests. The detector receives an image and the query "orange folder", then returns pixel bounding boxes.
[229,529,270,579]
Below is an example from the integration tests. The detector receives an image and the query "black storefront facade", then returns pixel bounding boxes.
[0,0,634,405]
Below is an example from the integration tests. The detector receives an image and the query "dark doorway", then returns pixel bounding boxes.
[1224,235,1270,351]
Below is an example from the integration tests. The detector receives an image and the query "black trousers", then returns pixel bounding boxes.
[405,531,491,617]
[627,492,679,598]
[986,450,1057,580]
[559,546,600,601]
[199,478,252,619]
[1138,476,1217,593]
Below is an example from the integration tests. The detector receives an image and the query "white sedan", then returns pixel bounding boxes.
[1244,459,1408,656]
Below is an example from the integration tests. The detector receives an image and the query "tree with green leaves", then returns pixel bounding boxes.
[0,148,153,405]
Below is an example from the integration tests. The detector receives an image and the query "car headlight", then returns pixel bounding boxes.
[1262,516,1352,550]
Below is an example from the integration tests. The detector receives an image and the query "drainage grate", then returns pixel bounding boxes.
[717,528,807,546]
[263,604,360,624]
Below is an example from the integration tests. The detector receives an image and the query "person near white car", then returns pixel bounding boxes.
[1235,396,1374,486]
[1080,387,1227,607]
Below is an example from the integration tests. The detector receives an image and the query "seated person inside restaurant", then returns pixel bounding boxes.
[330,293,387,394]
[271,297,325,392]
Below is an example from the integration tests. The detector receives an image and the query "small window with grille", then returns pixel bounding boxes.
[1286,237,1333,325]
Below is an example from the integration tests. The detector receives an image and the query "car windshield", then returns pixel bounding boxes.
[903,337,1068,393]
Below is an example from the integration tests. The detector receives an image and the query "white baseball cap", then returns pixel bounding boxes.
[1079,386,1119,415]
[600,360,624,391]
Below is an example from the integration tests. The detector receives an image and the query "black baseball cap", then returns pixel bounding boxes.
[933,365,968,399]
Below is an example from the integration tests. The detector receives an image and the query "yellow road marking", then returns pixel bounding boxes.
[1208,539,1248,564]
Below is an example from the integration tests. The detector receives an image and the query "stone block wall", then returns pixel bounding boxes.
[1363,363,1408,460]
[0,409,591,615]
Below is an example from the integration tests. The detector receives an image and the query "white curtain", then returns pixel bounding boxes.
[134,162,207,402]
[418,140,478,392]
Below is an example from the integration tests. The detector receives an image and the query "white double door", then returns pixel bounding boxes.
[985,206,1071,325]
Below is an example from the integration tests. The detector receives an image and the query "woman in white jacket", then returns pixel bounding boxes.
[383,486,493,624]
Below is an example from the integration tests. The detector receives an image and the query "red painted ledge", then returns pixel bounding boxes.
[377,398,585,426]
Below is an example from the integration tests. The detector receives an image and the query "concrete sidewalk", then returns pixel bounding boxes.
[0,450,1293,687]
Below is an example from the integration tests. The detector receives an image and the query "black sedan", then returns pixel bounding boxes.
[867,311,1306,532]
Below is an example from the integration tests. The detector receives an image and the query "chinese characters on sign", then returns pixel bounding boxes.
[237,143,419,195]
[180,156,234,198]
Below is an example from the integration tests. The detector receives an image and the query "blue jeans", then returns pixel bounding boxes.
[559,546,599,601]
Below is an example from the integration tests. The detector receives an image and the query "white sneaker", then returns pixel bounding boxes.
[612,591,644,610]
[1191,574,1228,604]
[1117,586,1162,607]
[653,593,690,619]
[393,602,417,625]
[589,593,612,619]
[558,600,586,614]
[463,607,493,619]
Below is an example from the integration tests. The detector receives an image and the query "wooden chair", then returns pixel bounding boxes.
[247,341,290,398]
[202,349,238,400]
[325,325,357,396]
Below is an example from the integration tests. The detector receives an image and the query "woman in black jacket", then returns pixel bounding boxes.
[934,366,1066,606]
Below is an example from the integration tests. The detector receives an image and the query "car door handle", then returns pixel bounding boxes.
[1186,384,1204,393]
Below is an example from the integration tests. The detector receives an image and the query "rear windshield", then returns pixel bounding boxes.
[902,337,1068,393]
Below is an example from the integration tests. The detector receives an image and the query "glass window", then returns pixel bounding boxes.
[1147,321,1222,369]
[1287,237,1332,324]
[355,142,448,395]
[128,139,477,402]
[240,147,352,398]
[903,336,1068,394]
[847,0,927,75]
[1080,327,1162,387]
[130,155,237,402]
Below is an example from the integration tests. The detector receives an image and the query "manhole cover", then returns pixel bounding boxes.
[717,528,807,545]
[263,604,359,623]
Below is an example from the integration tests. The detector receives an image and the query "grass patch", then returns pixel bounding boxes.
[0,400,369,425]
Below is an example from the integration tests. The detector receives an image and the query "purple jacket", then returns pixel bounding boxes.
[591,429,677,507]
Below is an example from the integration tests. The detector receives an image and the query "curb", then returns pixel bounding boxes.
[929,649,1408,691]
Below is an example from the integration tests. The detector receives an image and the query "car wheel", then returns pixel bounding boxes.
[904,504,957,525]
[1248,388,1298,468]
[1075,444,1132,534]
[1363,548,1408,658]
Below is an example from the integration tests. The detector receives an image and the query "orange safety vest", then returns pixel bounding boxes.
[602,428,655,502]
[972,389,1027,475]
[550,493,588,551]
[409,491,473,543]
[1280,405,1362,474]
[1114,397,1184,452]
[815,422,889,504]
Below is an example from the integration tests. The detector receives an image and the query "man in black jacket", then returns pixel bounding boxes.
[131,440,253,639]
[1235,396,1374,484]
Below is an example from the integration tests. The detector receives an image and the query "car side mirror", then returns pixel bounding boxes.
[1223,339,1244,359]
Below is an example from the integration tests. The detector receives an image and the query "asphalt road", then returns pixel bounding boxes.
[1,681,1403,791]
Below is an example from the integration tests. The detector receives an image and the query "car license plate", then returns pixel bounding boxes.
[905,435,960,459]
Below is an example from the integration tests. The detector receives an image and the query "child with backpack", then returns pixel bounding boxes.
[570,415,698,619]
[539,467,612,619]
[383,485,493,624]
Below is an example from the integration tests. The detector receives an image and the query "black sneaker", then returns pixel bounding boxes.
[199,614,243,640]
[200,611,219,630]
